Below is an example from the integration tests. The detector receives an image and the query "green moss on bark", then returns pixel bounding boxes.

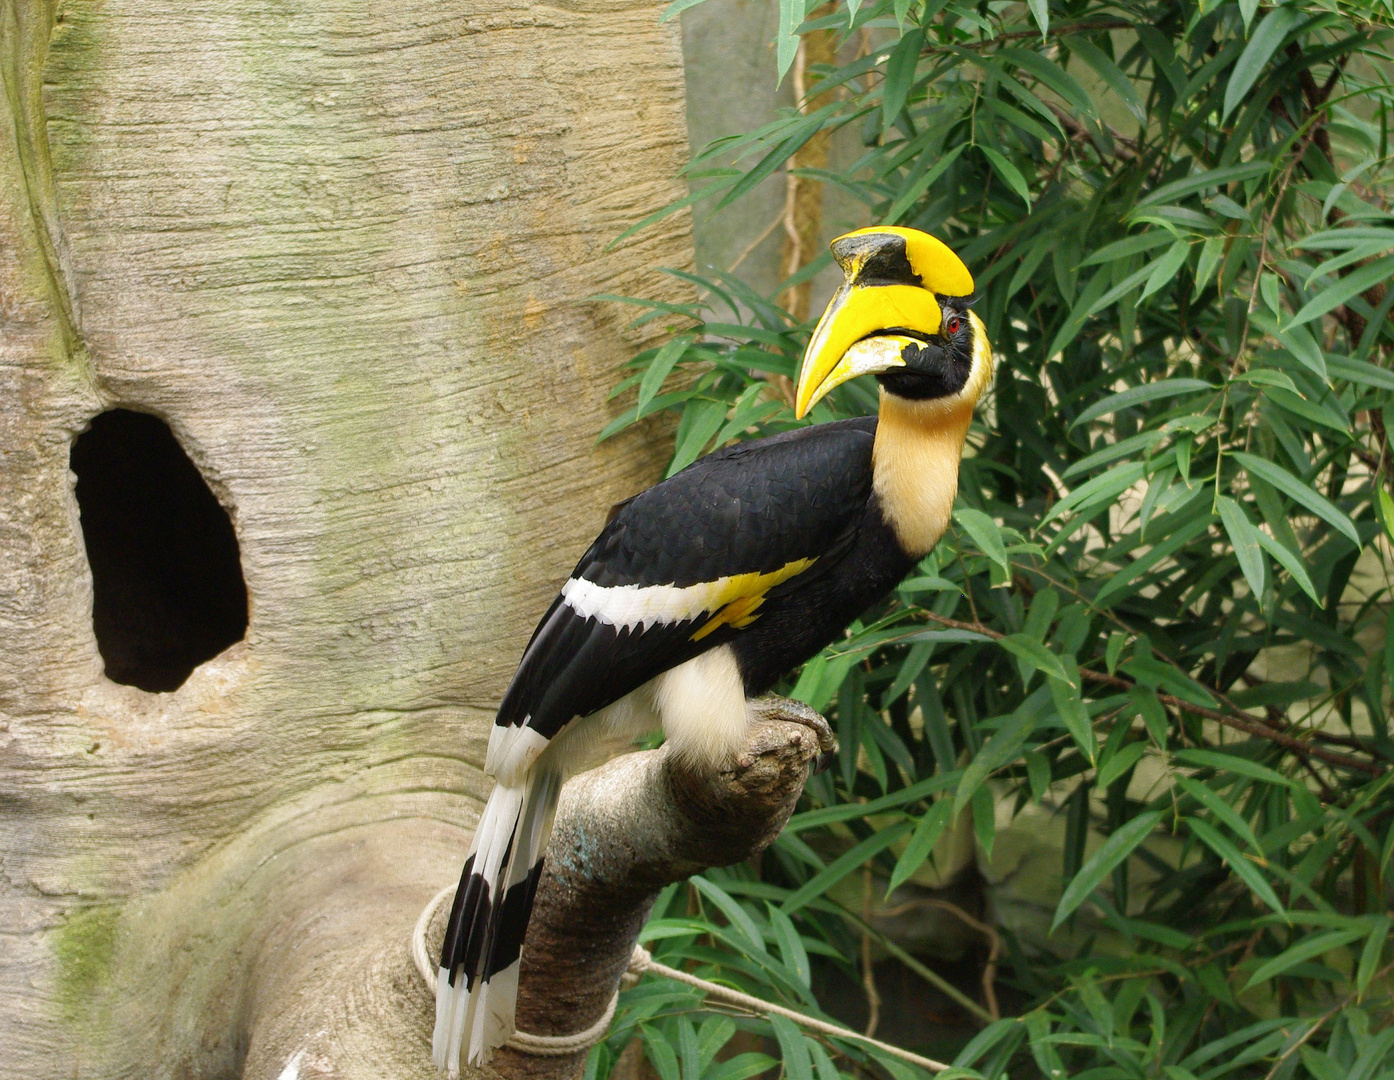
[50,903,121,1025]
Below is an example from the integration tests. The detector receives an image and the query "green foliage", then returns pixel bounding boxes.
[592,0,1394,1075]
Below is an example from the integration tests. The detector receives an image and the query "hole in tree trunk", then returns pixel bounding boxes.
[71,409,249,693]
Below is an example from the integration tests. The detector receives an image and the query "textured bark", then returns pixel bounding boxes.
[0,1,692,1077]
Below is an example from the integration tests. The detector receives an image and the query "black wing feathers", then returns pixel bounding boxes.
[494,418,877,738]
[580,417,876,588]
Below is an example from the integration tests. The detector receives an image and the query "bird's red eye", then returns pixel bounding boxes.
[945,314,962,335]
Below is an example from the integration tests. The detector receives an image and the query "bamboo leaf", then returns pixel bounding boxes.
[1072,379,1214,428]
[1062,431,1162,480]
[1140,240,1190,301]
[1000,48,1099,122]
[1187,817,1285,913]
[1026,0,1049,38]
[1232,452,1361,548]
[884,144,966,225]
[1175,775,1261,852]
[1358,916,1390,996]
[769,1016,814,1080]
[678,1017,701,1080]
[1327,355,1394,391]
[1175,748,1298,789]
[954,507,1010,572]
[1106,633,1127,675]
[1049,662,1097,763]
[1132,688,1169,748]
[1133,162,1271,211]
[1291,255,1394,327]
[1042,461,1149,528]
[706,1054,781,1080]
[609,178,736,247]
[887,798,954,895]
[881,29,926,132]
[1097,740,1147,789]
[980,146,1032,208]
[1194,235,1225,296]
[1000,634,1070,686]
[1217,495,1267,605]
[808,1043,840,1080]
[780,820,912,915]
[1251,311,1330,383]
[1244,928,1365,989]
[661,0,713,21]
[1053,811,1164,930]
[1252,528,1321,604]
[956,706,1038,815]
[1067,35,1145,122]
[643,1026,683,1080]
[1081,230,1173,267]
[691,876,767,954]
[1234,368,1299,394]
[767,905,811,987]
[776,0,801,81]
[1223,6,1303,120]
[668,399,730,476]
[698,1017,737,1073]
[639,333,696,415]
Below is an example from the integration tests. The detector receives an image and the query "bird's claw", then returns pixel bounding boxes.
[748,695,838,772]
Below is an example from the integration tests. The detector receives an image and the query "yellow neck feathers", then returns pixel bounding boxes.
[872,391,975,557]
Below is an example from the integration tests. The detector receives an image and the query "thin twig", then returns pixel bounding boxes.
[632,948,954,1072]
[919,611,1385,776]
[1042,101,1139,161]
[920,19,1133,54]
[879,897,1001,1021]
[728,212,785,274]
[828,899,997,1025]
[861,865,882,1037]
[1259,959,1394,1080]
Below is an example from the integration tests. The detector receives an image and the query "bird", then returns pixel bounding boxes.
[433,225,993,1073]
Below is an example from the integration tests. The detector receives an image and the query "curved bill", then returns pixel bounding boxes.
[794,283,942,418]
[793,334,921,418]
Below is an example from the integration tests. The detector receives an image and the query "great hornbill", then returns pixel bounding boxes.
[434,226,993,1072]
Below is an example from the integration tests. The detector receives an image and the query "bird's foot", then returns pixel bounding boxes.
[748,696,838,773]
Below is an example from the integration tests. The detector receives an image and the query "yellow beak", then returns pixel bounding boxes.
[793,227,973,419]
[793,283,942,418]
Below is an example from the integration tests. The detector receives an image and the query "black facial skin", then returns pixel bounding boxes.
[874,300,975,400]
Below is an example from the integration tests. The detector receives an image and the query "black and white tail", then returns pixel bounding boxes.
[433,766,562,1075]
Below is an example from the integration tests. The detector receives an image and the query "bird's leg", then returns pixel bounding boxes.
[747,695,838,772]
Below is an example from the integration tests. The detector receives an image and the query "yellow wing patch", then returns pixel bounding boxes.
[690,558,816,641]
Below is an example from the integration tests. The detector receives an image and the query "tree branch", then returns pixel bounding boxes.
[426,705,832,1080]
[921,19,1133,53]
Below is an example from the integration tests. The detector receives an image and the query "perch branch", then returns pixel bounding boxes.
[425,702,835,1080]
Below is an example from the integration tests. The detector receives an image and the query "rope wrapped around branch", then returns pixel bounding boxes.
[412,884,951,1071]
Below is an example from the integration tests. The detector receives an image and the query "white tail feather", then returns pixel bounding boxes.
[433,782,524,1074]
[434,768,563,1074]
[465,767,560,1062]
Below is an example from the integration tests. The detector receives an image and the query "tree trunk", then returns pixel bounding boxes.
[0,1,693,1076]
